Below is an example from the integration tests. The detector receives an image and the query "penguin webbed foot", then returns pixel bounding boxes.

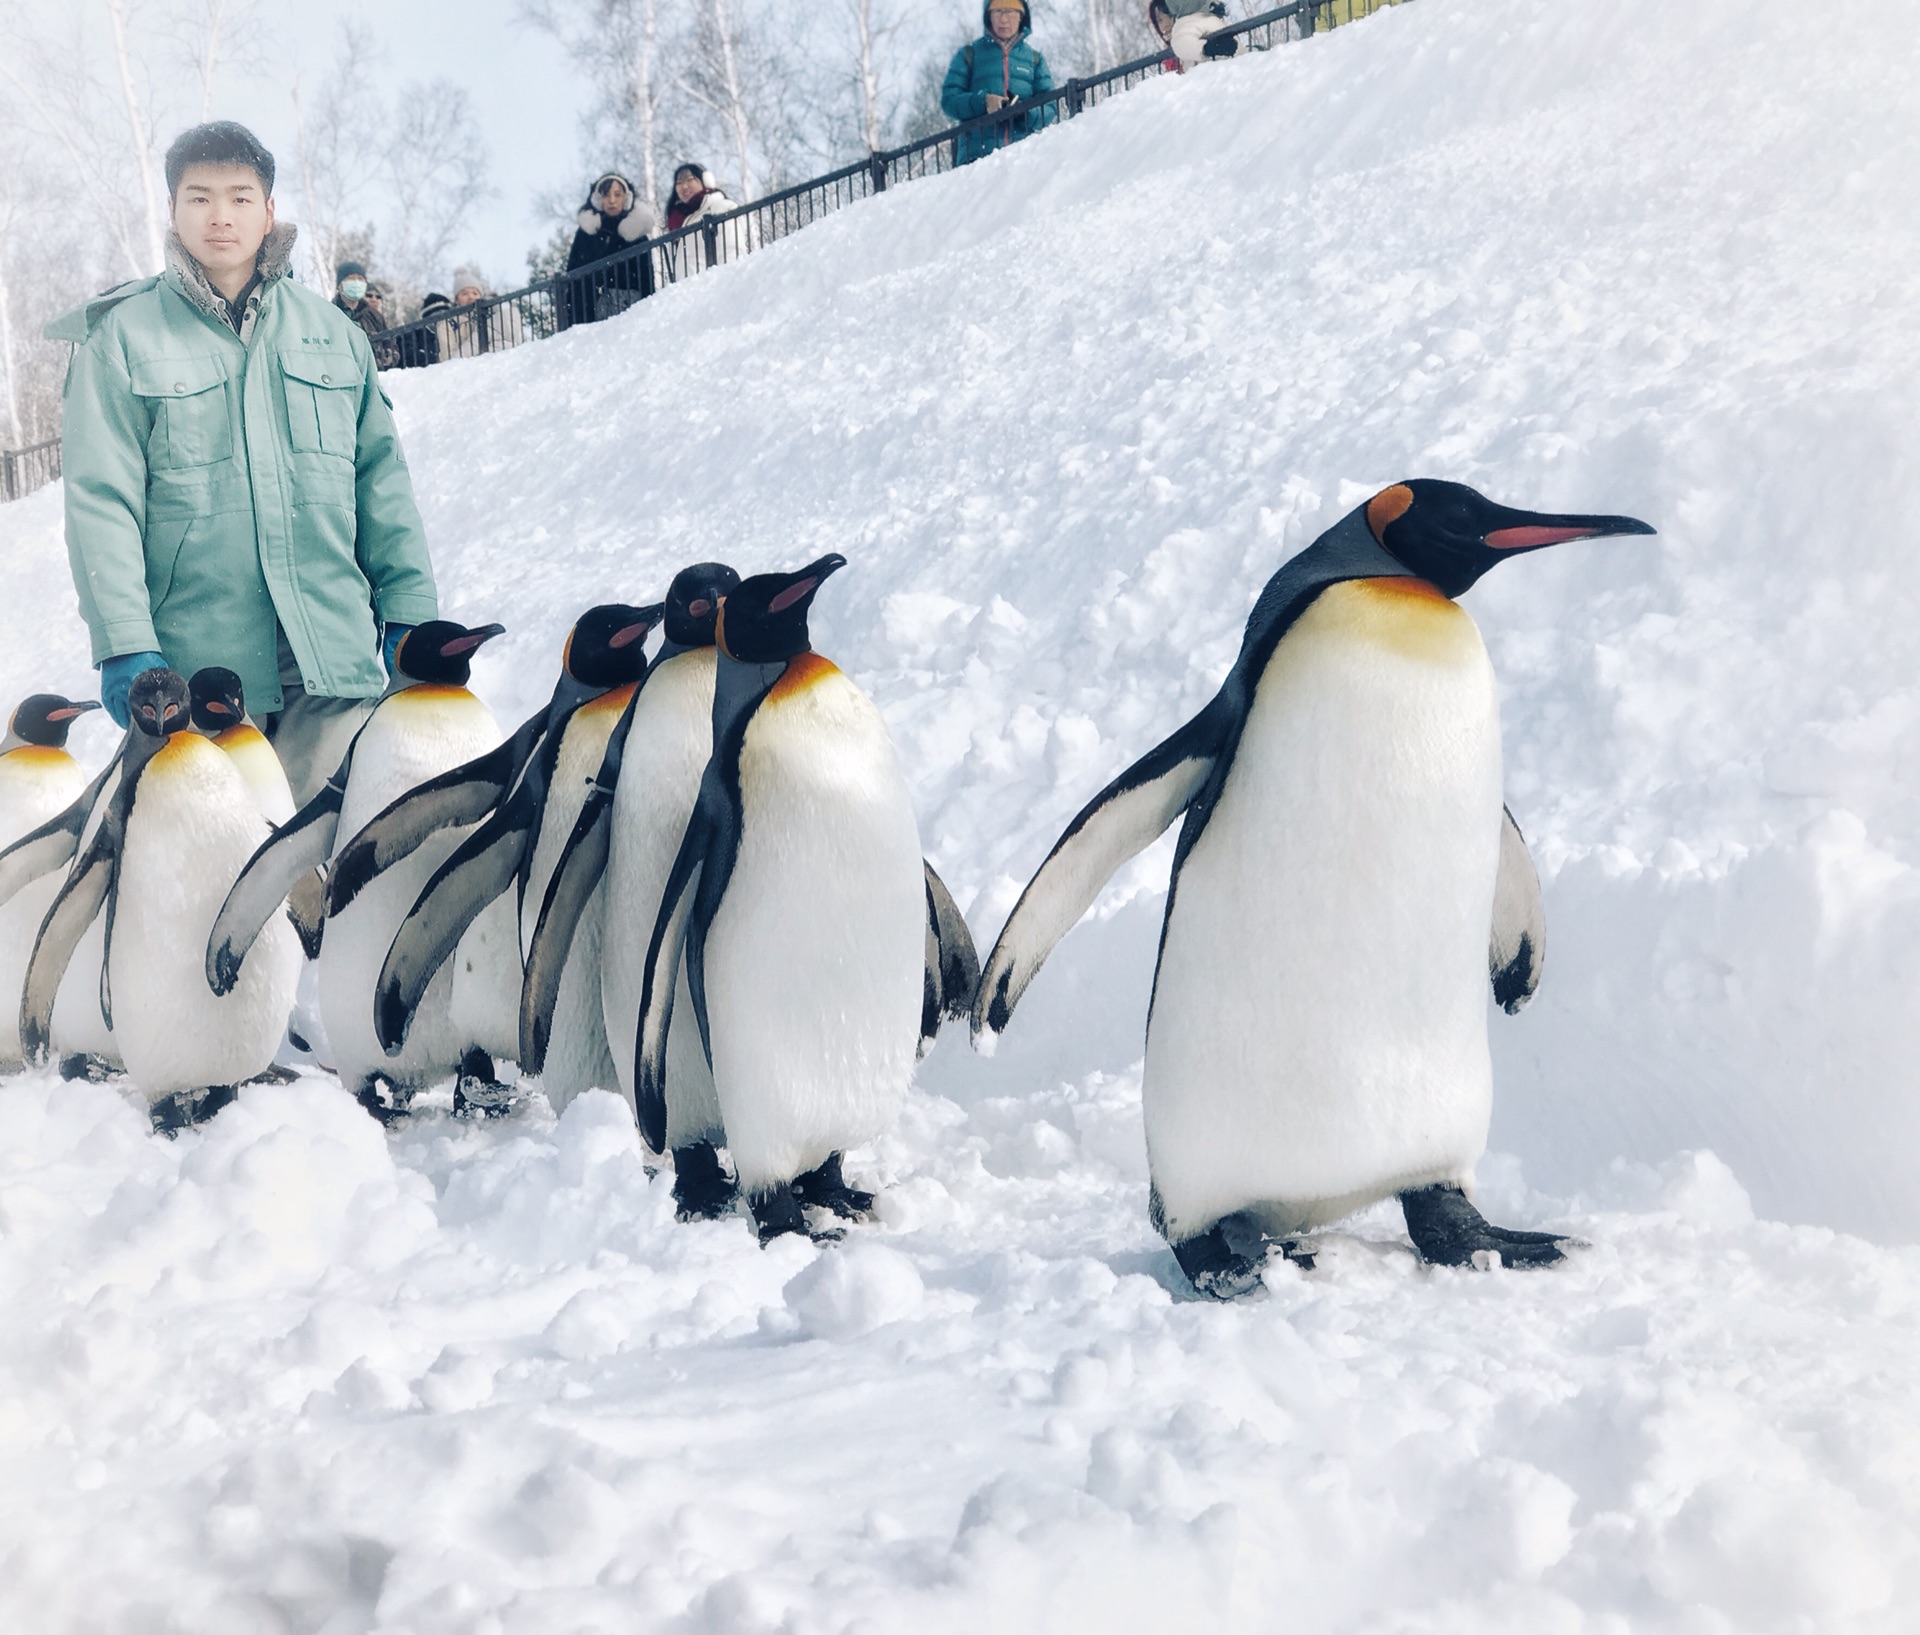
[749,1182,809,1246]
[792,1152,874,1222]
[1170,1213,1311,1299]
[1400,1182,1570,1269]
[149,1083,239,1137]
[355,1074,413,1126]
[671,1140,740,1222]
[452,1049,514,1120]
[60,1053,122,1084]
[244,1064,300,1086]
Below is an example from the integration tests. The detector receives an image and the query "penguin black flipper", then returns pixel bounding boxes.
[19,821,118,1064]
[971,702,1228,1042]
[634,803,715,1154]
[286,869,328,959]
[206,772,345,996]
[373,784,540,1054]
[921,860,979,1053]
[326,724,537,917]
[1489,805,1545,1013]
[0,759,116,910]
[519,782,614,1074]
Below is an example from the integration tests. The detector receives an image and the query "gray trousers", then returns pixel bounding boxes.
[256,629,377,805]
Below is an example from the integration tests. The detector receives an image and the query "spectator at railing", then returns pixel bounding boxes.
[437,269,495,358]
[660,163,747,280]
[452,267,488,307]
[334,261,385,342]
[941,0,1057,166]
[1152,0,1240,66]
[563,173,657,325]
[393,291,449,369]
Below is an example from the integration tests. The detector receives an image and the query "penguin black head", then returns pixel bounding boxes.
[187,667,246,733]
[664,562,743,649]
[1364,480,1655,598]
[127,668,192,739]
[563,602,665,689]
[716,555,847,665]
[393,620,506,687]
[8,693,101,750]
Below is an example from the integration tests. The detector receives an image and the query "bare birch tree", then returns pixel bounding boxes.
[844,0,913,154]
[292,23,384,291]
[380,81,493,291]
[524,0,675,210]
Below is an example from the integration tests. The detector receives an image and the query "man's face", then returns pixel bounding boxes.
[989,6,1022,41]
[171,164,273,279]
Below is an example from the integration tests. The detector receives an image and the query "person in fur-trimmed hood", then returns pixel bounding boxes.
[563,172,657,324]
[46,121,437,799]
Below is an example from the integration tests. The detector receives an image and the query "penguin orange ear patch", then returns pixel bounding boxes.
[1366,484,1415,542]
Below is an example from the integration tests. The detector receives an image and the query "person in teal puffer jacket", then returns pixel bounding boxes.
[941,0,1058,166]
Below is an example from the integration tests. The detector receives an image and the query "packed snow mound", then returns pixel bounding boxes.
[3,0,1919,1626]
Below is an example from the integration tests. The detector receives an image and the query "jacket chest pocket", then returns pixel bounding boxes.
[130,357,232,470]
[281,352,362,459]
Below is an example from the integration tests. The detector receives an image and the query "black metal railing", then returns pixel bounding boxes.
[376,0,1393,367]
[1,437,60,503]
[2,0,1401,491]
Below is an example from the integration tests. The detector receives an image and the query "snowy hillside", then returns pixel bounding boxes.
[3,0,1919,1627]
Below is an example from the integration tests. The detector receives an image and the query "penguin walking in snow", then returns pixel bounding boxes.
[519,564,743,1214]
[634,554,975,1242]
[973,480,1654,1297]
[22,669,301,1130]
[0,695,101,1066]
[325,602,666,1117]
[207,619,508,1120]
[189,667,327,959]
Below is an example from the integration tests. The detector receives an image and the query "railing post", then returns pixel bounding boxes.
[1068,77,1086,118]
[2,450,14,504]
[702,220,720,271]
[869,152,887,195]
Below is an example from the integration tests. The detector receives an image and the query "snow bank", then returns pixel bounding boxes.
[3,0,1918,1624]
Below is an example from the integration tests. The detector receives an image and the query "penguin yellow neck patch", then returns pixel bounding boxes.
[1311,577,1480,664]
[1,746,75,769]
[152,730,220,769]
[768,652,840,701]
[581,682,638,718]
[398,684,475,704]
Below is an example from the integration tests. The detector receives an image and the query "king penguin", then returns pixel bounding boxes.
[519,564,742,1215]
[325,601,666,1116]
[207,619,507,1119]
[972,480,1655,1296]
[635,555,963,1243]
[0,694,100,1066]
[189,667,296,824]
[22,669,300,1128]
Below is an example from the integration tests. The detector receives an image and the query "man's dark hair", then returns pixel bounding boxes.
[164,121,275,198]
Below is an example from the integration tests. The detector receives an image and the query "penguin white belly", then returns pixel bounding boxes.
[50,770,121,1067]
[521,686,632,1111]
[1144,578,1504,1241]
[703,659,923,1194]
[319,687,502,1092]
[0,750,90,1065]
[111,734,299,1097]
[600,652,723,1148]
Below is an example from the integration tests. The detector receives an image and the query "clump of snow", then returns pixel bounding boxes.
[2,0,1919,1624]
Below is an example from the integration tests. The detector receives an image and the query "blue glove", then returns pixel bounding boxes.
[381,622,415,679]
[99,651,168,728]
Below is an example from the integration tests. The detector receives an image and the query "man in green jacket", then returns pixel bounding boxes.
[50,121,439,799]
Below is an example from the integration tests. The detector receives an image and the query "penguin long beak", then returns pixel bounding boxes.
[1483,509,1657,551]
[610,602,667,649]
[440,622,507,658]
[767,553,848,615]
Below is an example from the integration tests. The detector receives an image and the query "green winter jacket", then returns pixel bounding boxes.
[48,225,438,712]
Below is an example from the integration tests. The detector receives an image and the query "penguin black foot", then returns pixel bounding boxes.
[244,1064,301,1086]
[452,1049,513,1119]
[672,1141,739,1222]
[150,1083,239,1136]
[1399,1183,1569,1269]
[792,1152,875,1222]
[1170,1213,1314,1299]
[749,1183,810,1245]
[355,1075,413,1126]
[60,1053,120,1084]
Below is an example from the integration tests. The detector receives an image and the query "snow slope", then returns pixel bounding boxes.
[2,0,1919,1626]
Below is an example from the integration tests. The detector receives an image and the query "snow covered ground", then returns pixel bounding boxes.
[3,0,1918,1626]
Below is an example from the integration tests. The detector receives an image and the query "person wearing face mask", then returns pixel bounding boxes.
[333,260,388,345]
[563,172,659,325]
[941,0,1057,166]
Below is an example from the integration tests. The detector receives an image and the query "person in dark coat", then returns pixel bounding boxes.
[941,0,1057,166]
[563,172,658,325]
